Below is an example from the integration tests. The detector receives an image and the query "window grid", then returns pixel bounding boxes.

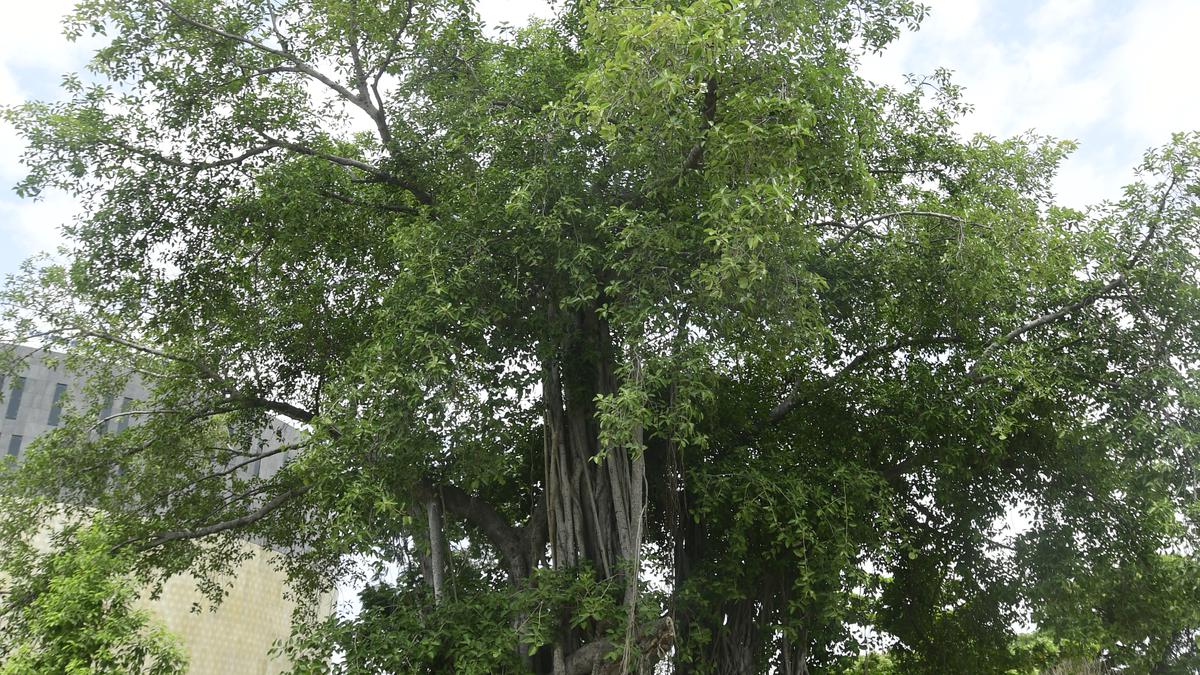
[117,397,134,431]
[5,377,26,420]
[98,396,114,434]
[47,383,67,427]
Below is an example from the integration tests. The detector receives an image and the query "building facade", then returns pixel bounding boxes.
[1,346,323,674]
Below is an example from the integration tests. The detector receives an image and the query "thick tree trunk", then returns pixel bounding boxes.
[536,303,654,672]
[410,300,658,674]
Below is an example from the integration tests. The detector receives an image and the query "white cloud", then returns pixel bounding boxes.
[860,0,1198,208]
[1106,0,1200,145]
[0,0,90,74]
[922,0,983,35]
[477,0,554,30]
[0,0,98,270]
[1028,0,1097,33]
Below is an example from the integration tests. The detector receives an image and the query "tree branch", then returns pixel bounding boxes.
[260,133,432,205]
[155,0,376,119]
[415,480,529,581]
[832,210,977,251]
[958,171,1176,380]
[1128,172,1180,268]
[77,330,223,380]
[967,276,1127,380]
[75,329,333,435]
[258,133,388,180]
[116,484,311,553]
[345,3,372,106]
[173,440,309,494]
[644,77,717,196]
[230,393,319,427]
[315,188,419,215]
[770,336,963,424]
[104,139,277,171]
[680,77,718,173]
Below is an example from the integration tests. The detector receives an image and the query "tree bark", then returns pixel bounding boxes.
[426,496,447,604]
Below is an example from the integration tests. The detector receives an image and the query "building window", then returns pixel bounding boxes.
[48,383,68,426]
[98,396,114,434]
[117,397,134,431]
[5,377,26,420]
[7,435,22,458]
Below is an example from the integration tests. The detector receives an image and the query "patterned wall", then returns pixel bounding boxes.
[2,346,328,674]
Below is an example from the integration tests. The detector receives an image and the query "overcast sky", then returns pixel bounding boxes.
[1,0,1197,282]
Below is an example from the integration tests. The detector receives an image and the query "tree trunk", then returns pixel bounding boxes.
[426,496,447,604]
[536,303,654,672]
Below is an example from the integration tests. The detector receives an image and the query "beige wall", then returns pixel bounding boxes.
[139,542,331,675]
[18,517,329,675]
[2,347,327,674]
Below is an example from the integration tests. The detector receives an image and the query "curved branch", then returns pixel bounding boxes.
[117,484,311,553]
[104,139,277,171]
[261,133,432,205]
[156,0,375,118]
[258,134,390,181]
[1128,172,1180,268]
[234,394,318,427]
[74,329,334,435]
[315,188,419,215]
[416,481,529,580]
[832,210,978,251]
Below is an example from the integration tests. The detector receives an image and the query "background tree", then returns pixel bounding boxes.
[1,0,1198,673]
[0,517,187,675]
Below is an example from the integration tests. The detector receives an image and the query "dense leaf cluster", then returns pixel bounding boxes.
[1,0,1199,673]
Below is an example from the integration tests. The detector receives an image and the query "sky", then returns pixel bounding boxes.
[0,0,1198,282]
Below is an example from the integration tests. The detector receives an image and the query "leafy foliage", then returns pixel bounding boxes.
[0,0,1198,673]
[0,518,187,675]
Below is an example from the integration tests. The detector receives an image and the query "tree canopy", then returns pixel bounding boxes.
[2,0,1199,673]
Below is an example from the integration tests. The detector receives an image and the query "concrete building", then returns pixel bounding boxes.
[1,346,323,674]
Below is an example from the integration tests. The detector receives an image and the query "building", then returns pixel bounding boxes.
[1,345,326,674]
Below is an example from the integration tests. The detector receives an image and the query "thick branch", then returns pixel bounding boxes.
[426,496,447,603]
[565,640,614,675]
[681,77,718,173]
[233,393,319,427]
[416,481,529,580]
[565,618,674,675]
[261,133,432,205]
[259,134,389,181]
[644,77,717,196]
